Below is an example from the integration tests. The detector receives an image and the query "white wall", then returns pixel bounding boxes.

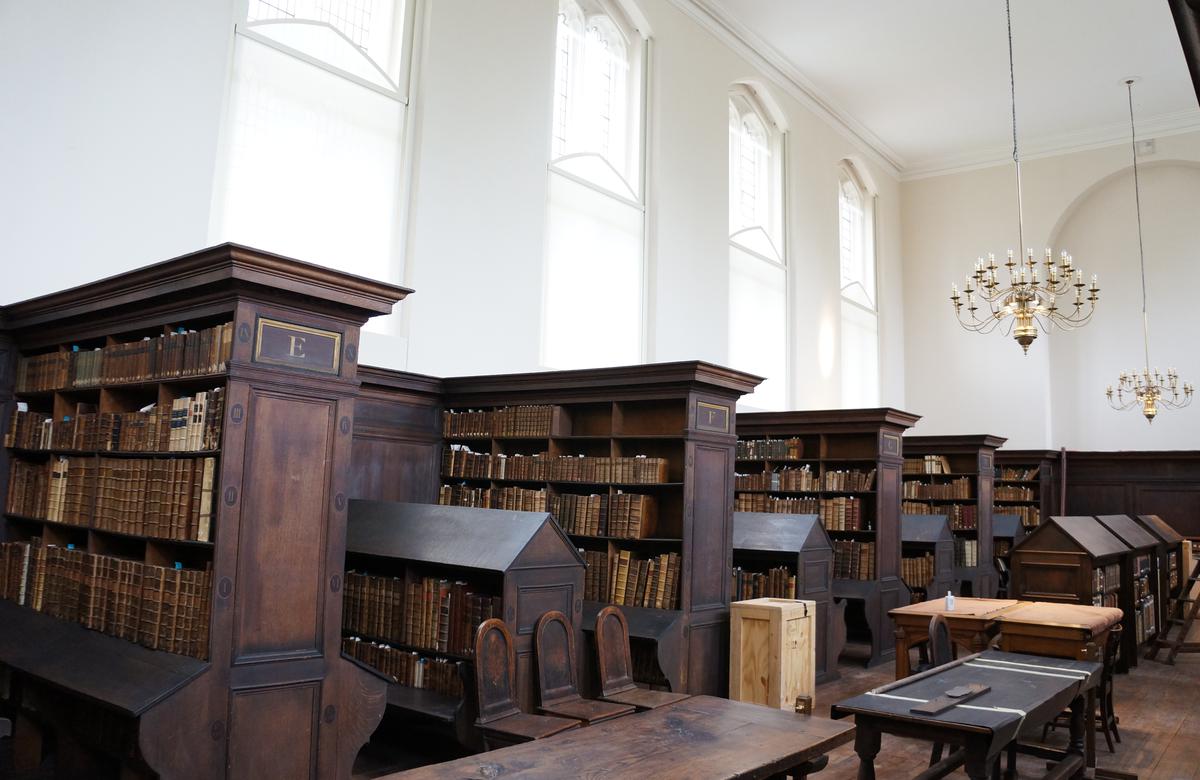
[0,0,236,302]
[901,131,1200,448]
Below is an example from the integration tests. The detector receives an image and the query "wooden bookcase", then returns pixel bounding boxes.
[731,511,841,683]
[994,448,1060,529]
[1095,514,1160,670]
[902,434,1006,598]
[343,500,584,743]
[1009,516,1132,669]
[899,514,955,603]
[0,244,408,778]
[1134,514,1185,635]
[427,362,759,696]
[992,513,1028,597]
[734,408,920,667]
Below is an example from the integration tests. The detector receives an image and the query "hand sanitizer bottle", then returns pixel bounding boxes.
[945,591,956,611]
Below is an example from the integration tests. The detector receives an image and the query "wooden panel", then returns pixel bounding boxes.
[516,584,574,636]
[690,443,731,610]
[235,392,332,660]
[349,437,438,504]
[1066,481,1128,517]
[227,683,318,780]
[1134,486,1200,537]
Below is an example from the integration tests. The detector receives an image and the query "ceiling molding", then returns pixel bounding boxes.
[669,0,905,179]
[901,107,1200,181]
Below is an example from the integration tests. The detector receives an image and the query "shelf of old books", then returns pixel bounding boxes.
[1134,514,1185,638]
[993,449,1060,529]
[0,243,410,778]
[900,514,956,604]
[1095,514,1160,671]
[902,434,1006,598]
[345,499,584,734]
[734,409,920,668]
[992,513,1028,597]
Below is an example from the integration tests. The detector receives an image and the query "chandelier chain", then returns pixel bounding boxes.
[1126,79,1151,370]
[1006,0,1025,253]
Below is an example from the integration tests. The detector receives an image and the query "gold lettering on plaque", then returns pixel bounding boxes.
[288,335,307,358]
[696,401,730,433]
[254,318,342,375]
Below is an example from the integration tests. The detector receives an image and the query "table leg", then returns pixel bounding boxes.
[895,630,911,678]
[1069,693,1087,779]
[854,724,881,780]
[1084,688,1096,771]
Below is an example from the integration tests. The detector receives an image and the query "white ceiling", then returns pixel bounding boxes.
[702,0,1200,177]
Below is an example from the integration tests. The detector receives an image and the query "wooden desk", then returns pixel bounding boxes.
[388,695,855,779]
[994,602,1123,662]
[832,651,1100,780]
[889,597,1026,678]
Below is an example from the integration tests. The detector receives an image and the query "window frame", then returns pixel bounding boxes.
[837,160,882,407]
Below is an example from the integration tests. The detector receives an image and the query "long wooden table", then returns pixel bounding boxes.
[388,695,855,779]
[832,650,1100,780]
[889,597,1027,678]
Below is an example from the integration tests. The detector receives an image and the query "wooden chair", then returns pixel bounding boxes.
[926,615,955,768]
[535,611,635,725]
[1043,622,1123,752]
[473,618,580,749]
[594,606,689,711]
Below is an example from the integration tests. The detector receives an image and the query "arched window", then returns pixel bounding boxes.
[543,0,647,369]
[838,162,879,407]
[728,84,786,410]
[214,0,415,335]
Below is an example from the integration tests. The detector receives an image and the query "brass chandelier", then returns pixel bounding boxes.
[950,0,1099,353]
[1106,79,1193,423]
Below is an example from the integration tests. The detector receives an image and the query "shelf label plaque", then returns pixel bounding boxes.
[254,318,342,375]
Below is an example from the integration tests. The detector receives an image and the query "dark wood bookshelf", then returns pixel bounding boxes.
[1133,514,1185,637]
[992,513,1028,597]
[902,434,1006,598]
[900,514,955,602]
[1095,514,1160,671]
[731,511,842,683]
[350,361,760,696]
[0,243,409,778]
[735,408,921,667]
[993,448,1060,529]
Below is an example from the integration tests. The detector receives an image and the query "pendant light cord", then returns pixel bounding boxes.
[1127,79,1152,369]
[1006,0,1026,255]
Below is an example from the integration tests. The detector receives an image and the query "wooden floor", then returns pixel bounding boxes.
[357,624,1200,779]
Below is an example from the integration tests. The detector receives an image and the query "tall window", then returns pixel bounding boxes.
[215,0,414,333]
[728,86,786,410]
[838,162,879,407]
[543,0,646,369]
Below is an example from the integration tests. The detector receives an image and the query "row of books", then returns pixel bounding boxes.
[833,540,876,580]
[902,477,972,500]
[1168,551,1180,589]
[0,541,211,659]
[994,485,1035,501]
[14,323,234,392]
[996,466,1040,481]
[442,447,670,484]
[732,494,868,530]
[437,484,549,512]
[735,494,816,513]
[7,456,217,543]
[580,550,680,610]
[1092,591,1119,608]
[994,540,1012,558]
[903,455,953,474]
[734,467,874,493]
[900,553,935,589]
[5,390,224,453]
[342,637,463,697]
[552,492,657,539]
[902,502,977,530]
[954,539,979,568]
[996,505,1040,526]
[730,566,796,600]
[341,572,501,658]
[819,497,866,531]
[736,438,804,461]
[442,406,555,439]
[1092,562,1122,595]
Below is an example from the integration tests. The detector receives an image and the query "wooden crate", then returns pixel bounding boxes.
[729,598,815,710]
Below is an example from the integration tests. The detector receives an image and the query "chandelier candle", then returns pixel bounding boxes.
[949,0,1099,353]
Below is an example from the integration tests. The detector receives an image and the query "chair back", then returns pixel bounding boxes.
[595,606,636,697]
[474,618,520,724]
[1103,623,1123,676]
[535,610,579,707]
[928,613,953,666]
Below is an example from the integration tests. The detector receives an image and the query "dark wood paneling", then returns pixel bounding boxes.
[1064,452,1200,537]
[235,392,332,660]
[690,443,731,610]
[228,683,319,780]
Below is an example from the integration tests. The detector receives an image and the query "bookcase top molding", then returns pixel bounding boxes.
[904,433,1008,451]
[996,448,1061,459]
[1,243,413,334]
[438,360,763,401]
[737,407,922,431]
[348,500,584,571]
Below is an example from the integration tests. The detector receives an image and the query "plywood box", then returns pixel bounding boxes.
[729,598,815,710]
